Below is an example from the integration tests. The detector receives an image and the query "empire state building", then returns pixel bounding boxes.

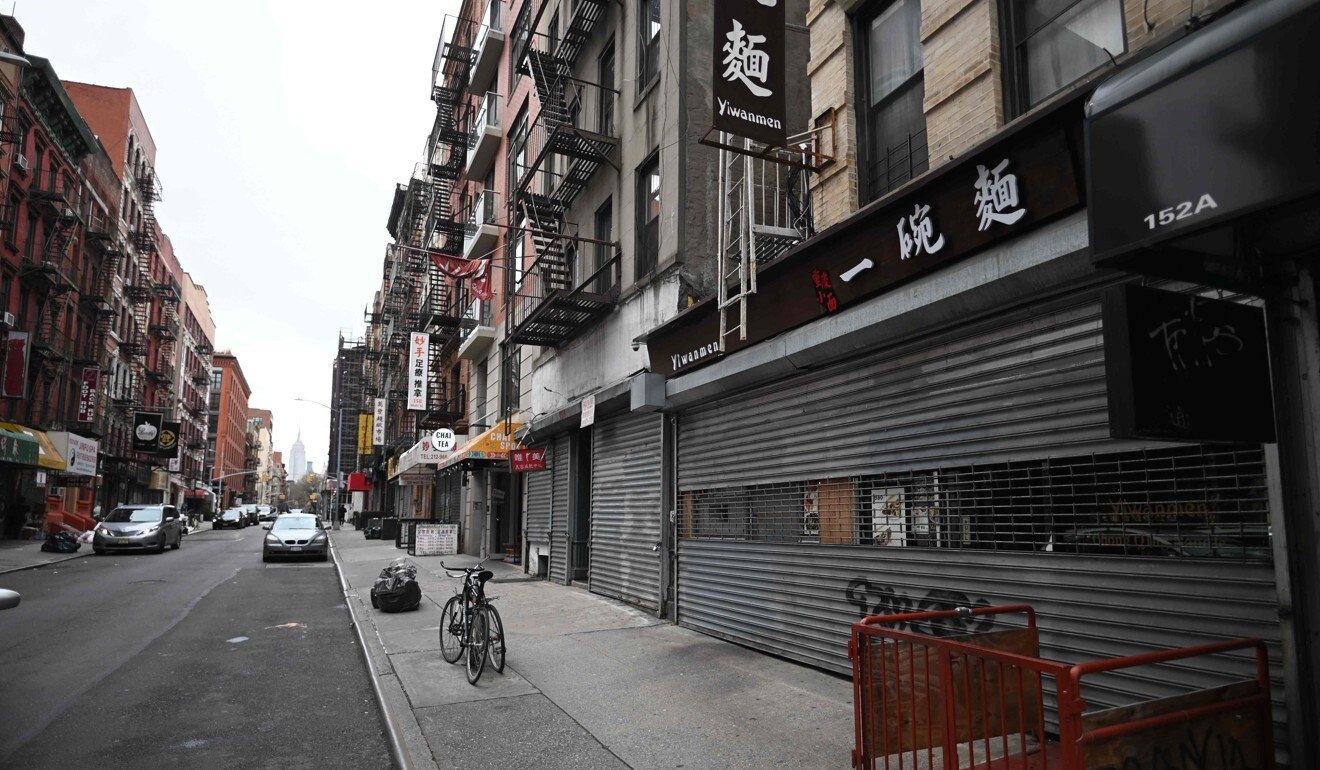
[289,431,306,480]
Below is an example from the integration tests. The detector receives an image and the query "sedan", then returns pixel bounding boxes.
[93,505,184,554]
[213,508,247,529]
[263,514,329,562]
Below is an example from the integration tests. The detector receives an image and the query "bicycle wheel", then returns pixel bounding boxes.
[465,606,488,685]
[484,604,506,673]
[439,596,463,664]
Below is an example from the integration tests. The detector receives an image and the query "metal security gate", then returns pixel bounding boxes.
[524,442,553,552]
[674,287,1286,748]
[590,411,663,610]
[549,433,572,585]
[435,469,462,525]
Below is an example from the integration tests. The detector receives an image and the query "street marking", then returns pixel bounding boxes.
[225,636,248,643]
[265,622,306,630]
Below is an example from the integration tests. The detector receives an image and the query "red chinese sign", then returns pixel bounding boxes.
[77,367,99,422]
[509,448,547,473]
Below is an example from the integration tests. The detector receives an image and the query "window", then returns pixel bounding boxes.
[2,197,14,243]
[510,1,532,92]
[23,214,37,260]
[508,109,528,194]
[0,270,10,316]
[591,198,615,292]
[598,40,616,135]
[858,0,927,202]
[635,156,660,278]
[474,360,488,426]
[637,0,661,93]
[500,345,520,413]
[1002,0,1124,114]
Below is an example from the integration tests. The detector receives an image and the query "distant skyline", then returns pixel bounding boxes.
[18,0,458,469]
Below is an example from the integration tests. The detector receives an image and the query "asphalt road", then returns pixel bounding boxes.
[0,523,391,769]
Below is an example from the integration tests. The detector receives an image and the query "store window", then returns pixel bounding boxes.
[682,444,1272,562]
[1001,0,1125,114]
[857,0,927,202]
[635,154,660,278]
[637,0,661,93]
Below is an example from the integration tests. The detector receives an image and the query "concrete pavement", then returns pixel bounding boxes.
[0,537,91,575]
[331,529,855,770]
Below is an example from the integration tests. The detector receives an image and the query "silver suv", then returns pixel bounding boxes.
[93,505,184,555]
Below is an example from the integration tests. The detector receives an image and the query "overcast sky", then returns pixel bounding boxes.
[20,0,457,472]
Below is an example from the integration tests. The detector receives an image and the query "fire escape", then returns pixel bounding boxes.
[149,277,180,410]
[507,0,621,347]
[78,209,125,433]
[24,170,82,417]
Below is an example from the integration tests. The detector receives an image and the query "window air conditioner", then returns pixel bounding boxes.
[14,153,28,174]
[0,311,14,328]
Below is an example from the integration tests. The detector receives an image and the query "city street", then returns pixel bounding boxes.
[0,525,390,768]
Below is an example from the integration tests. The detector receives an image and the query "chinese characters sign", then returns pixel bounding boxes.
[713,0,786,146]
[357,413,373,456]
[408,332,429,411]
[372,398,387,446]
[647,98,1086,377]
[1102,284,1274,443]
[509,448,548,472]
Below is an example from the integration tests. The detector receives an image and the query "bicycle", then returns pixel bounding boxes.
[438,561,505,685]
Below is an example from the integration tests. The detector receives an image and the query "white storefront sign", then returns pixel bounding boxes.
[408,332,429,411]
[581,393,596,428]
[49,431,99,476]
[414,523,458,556]
[373,398,387,445]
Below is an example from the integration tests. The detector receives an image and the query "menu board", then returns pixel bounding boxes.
[414,524,458,556]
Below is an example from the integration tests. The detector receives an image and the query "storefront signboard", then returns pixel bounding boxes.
[414,523,458,556]
[76,367,99,422]
[648,96,1086,377]
[132,412,163,453]
[510,448,548,472]
[155,421,180,458]
[580,393,596,428]
[408,332,429,411]
[48,431,98,476]
[1102,284,1275,443]
[372,398,386,445]
[712,0,786,146]
[1,331,29,398]
[357,413,373,455]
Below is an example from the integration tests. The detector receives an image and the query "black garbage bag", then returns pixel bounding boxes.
[41,531,81,553]
[371,558,420,612]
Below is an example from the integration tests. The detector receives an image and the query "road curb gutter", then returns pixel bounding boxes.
[330,536,437,770]
[0,551,89,576]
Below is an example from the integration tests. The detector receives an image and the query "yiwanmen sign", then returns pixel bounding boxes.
[713,0,786,146]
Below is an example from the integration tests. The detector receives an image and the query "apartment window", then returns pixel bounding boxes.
[592,198,615,292]
[635,155,661,278]
[0,270,10,316]
[858,0,928,202]
[474,360,488,426]
[598,40,616,136]
[500,346,520,413]
[23,214,37,260]
[510,1,532,92]
[1002,0,1124,114]
[508,110,528,194]
[4,196,18,243]
[637,0,661,93]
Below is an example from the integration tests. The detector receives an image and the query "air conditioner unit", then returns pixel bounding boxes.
[0,311,14,328]
[14,153,28,174]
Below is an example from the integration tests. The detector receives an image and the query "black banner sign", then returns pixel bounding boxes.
[156,421,181,459]
[713,0,786,146]
[132,412,163,453]
[1102,284,1275,443]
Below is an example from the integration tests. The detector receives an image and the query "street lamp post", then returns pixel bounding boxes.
[294,397,344,530]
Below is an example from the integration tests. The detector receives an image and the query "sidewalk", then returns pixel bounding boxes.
[0,539,89,575]
[330,530,854,770]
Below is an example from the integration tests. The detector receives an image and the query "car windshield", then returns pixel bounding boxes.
[222,509,242,519]
[273,516,318,531]
[106,507,163,523]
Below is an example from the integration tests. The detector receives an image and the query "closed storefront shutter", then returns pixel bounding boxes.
[675,287,1284,739]
[435,469,462,525]
[524,442,553,547]
[590,411,663,610]
[549,433,572,585]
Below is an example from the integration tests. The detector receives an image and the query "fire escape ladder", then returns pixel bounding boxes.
[557,0,610,68]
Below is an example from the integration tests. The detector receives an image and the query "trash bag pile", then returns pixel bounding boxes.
[41,531,82,553]
[371,557,421,613]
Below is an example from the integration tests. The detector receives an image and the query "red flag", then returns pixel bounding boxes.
[429,252,493,301]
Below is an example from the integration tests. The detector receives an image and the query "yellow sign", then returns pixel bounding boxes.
[357,413,373,456]
[310,493,319,501]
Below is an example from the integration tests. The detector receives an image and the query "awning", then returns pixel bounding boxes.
[392,435,455,478]
[347,471,372,492]
[437,420,525,471]
[0,424,40,466]
[1087,0,1320,264]
[0,422,66,470]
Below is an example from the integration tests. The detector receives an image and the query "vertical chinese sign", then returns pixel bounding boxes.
[357,413,373,456]
[713,0,786,146]
[372,398,387,446]
[77,367,99,422]
[408,332,429,411]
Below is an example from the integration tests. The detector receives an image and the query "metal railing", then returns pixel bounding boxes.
[865,128,929,203]
[463,189,500,252]
[508,241,621,338]
[467,91,501,161]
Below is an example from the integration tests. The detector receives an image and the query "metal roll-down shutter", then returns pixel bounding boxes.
[549,433,572,585]
[524,442,553,548]
[590,411,663,610]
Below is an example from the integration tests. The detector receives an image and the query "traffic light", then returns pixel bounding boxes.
[305,473,315,483]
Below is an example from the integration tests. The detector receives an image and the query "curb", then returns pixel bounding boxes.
[0,550,89,577]
[329,535,437,770]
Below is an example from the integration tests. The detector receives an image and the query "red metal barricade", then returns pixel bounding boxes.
[849,604,1273,770]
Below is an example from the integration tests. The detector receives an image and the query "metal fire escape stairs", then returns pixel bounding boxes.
[716,135,817,350]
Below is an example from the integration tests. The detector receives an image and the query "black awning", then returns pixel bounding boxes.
[1086,0,1320,265]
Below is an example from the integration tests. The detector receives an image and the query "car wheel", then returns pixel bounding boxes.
[262,554,271,563]
[171,534,180,550]
[319,553,329,562]
[153,538,166,555]
[93,547,105,555]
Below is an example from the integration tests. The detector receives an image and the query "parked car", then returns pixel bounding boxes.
[213,508,247,530]
[256,505,276,522]
[93,504,184,554]
[262,513,329,562]
[364,518,383,539]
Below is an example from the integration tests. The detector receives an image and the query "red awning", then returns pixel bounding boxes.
[184,489,207,498]
[347,472,372,492]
